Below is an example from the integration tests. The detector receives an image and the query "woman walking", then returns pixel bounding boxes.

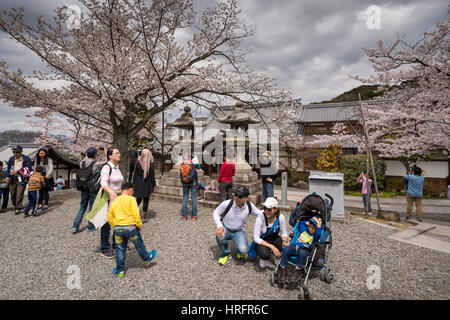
[131,149,156,222]
[34,148,54,212]
[99,147,124,259]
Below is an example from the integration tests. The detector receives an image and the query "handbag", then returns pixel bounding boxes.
[248,216,279,258]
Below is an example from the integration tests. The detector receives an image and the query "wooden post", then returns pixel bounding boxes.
[358,93,382,214]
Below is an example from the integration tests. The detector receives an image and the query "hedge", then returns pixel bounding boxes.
[340,154,386,191]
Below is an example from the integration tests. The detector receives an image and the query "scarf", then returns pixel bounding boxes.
[139,149,153,179]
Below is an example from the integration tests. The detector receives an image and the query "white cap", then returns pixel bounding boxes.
[262,197,278,209]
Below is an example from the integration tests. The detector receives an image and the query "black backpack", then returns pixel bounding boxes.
[220,198,252,221]
[75,160,96,192]
[88,162,111,196]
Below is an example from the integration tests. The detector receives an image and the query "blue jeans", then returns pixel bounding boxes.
[362,194,372,213]
[280,244,309,268]
[24,190,38,215]
[262,180,274,202]
[216,226,249,258]
[101,222,112,253]
[0,188,9,209]
[72,190,96,231]
[182,181,197,217]
[114,227,150,273]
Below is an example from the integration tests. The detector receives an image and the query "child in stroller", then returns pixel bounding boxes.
[279,217,322,284]
[270,192,334,300]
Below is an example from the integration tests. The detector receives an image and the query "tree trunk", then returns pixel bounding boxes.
[114,128,130,181]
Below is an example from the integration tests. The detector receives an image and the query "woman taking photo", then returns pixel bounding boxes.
[131,149,156,222]
[252,197,289,269]
[34,148,54,212]
[99,147,124,259]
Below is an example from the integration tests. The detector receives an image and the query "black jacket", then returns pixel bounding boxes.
[132,162,156,198]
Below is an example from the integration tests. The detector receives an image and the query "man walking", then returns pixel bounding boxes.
[72,147,103,233]
[5,145,32,214]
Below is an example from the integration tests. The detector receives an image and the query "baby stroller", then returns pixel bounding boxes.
[270,192,334,300]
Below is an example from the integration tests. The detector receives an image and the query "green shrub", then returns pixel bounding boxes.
[340,154,386,191]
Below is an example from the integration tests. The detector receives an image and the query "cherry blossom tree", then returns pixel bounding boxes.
[0,0,290,175]
[315,19,450,171]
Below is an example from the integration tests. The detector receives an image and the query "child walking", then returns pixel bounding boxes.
[107,182,157,278]
[24,166,45,217]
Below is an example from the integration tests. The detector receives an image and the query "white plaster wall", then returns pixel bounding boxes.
[385,160,449,178]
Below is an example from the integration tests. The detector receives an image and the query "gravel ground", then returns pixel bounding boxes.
[0,190,448,300]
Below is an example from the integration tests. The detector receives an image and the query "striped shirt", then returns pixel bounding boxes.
[101,161,123,192]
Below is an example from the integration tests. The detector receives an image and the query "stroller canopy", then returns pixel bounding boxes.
[290,193,332,227]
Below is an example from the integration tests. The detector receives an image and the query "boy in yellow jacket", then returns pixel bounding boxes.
[108,182,156,278]
[24,166,45,217]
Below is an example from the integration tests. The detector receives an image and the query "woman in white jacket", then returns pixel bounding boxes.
[253,197,289,268]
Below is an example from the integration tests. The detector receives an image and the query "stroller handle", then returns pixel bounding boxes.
[324,193,334,209]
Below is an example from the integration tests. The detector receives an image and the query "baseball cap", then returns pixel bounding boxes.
[262,197,278,209]
[13,145,23,152]
[86,147,98,157]
[234,185,250,198]
[308,218,318,227]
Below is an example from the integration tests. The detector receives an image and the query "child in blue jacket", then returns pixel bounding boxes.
[279,217,322,283]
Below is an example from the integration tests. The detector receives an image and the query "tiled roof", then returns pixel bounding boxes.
[297,99,396,123]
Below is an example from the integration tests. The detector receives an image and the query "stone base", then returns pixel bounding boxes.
[377,210,401,223]
[150,192,221,210]
[155,168,262,209]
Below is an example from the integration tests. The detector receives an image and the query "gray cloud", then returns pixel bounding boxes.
[0,0,448,132]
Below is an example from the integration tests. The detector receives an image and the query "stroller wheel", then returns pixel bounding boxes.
[269,273,276,286]
[320,269,334,283]
[298,287,312,300]
[325,273,334,284]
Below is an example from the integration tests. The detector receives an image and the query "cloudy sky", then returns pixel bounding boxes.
[0,0,448,132]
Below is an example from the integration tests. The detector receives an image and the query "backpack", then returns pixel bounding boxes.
[180,160,195,184]
[219,198,252,222]
[76,160,96,192]
[88,162,111,196]
[17,167,31,185]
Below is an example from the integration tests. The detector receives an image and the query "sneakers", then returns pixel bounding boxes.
[100,249,116,259]
[182,216,187,221]
[218,254,232,266]
[259,258,266,269]
[192,216,197,221]
[72,228,79,235]
[236,253,245,260]
[23,212,30,218]
[144,250,157,265]
[113,267,124,278]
